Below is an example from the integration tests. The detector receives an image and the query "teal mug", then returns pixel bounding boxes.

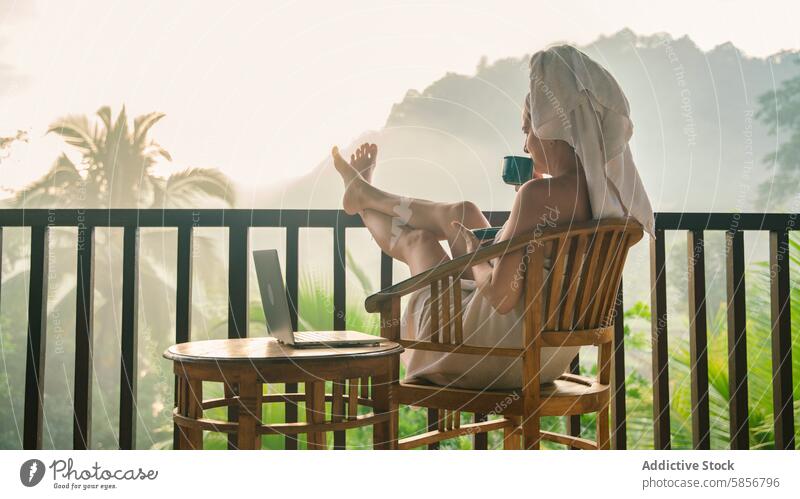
[501,155,534,185]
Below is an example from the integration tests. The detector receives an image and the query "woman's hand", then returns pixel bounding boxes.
[451,221,480,254]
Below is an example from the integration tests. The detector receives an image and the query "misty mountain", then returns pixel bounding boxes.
[244,29,800,214]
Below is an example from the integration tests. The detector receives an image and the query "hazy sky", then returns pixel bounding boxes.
[1,0,799,196]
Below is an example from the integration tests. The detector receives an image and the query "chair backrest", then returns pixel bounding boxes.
[516,218,644,394]
[527,219,644,336]
[371,218,644,363]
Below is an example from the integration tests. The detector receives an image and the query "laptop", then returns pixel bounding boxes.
[253,249,381,348]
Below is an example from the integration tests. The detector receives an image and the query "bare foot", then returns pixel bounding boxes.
[350,143,378,183]
[331,145,366,215]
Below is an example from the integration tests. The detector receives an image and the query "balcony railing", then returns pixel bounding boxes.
[0,209,795,450]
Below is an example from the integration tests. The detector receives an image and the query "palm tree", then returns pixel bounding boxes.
[0,106,233,449]
[12,106,232,208]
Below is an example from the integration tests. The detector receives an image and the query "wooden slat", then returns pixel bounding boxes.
[333,223,346,331]
[769,230,795,450]
[541,326,614,347]
[400,418,512,450]
[73,225,95,450]
[541,430,598,450]
[23,225,49,450]
[453,278,463,344]
[545,236,569,330]
[348,378,359,419]
[649,229,671,449]
[589,231,621,326]
[687,230,710,449]
[725,230,749,450]
[284,225,300,449]
[227,224,249,449]
[573,232,603,329]
[560,234,587,331]
[395,339,521,357]
[597,233,629,327]
[611,284,627,450]
[429,279,440,343]
[172,225,192,450]
[118,226,139,449]
[441,277,451,344]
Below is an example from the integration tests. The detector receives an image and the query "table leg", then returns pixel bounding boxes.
[305,381,326,449]
[225,381,239,449]
[372,356,399,450]
[176,375,203,450]
[237,373,262,450]
[331,379,346,449]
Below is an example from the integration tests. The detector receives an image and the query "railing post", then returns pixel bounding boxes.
[119,226,140,449]
[284,225,300,450]
[687,230,710,449]
[769,229,794,450]
[333,222,347,331]
[725,229,750,449]
[73,225,95,450]
[611,283,626,450]
[566,354,581,446]
[333,222,347,449]
[649,229,671,449]
[173,224,193,450]
[227,224,250,449]
[23,225,49,450]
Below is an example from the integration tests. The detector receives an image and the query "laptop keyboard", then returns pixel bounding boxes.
[295,331,351,342]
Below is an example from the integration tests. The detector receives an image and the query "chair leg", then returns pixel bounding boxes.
[503,416,522,450]
[596,407,610,450]
[522,415,541,450]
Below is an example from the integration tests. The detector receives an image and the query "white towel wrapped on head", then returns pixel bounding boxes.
[527,45,655,236]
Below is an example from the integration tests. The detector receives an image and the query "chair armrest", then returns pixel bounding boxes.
[364,217,639,313]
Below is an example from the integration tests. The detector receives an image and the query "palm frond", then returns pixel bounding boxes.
[47,115,99,156]
[163,168,234,206]
[133,112,166,147]
[11,154,82,207]
[96,106,113,132]
[345,250,375,294]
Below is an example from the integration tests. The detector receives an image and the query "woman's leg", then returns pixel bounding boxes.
[360,209,450,275]
[332,145,491,258]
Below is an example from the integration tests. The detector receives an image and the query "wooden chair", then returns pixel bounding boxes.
[364,218,643,450]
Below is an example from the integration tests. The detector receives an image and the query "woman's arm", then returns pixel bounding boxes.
[455,178,563,314]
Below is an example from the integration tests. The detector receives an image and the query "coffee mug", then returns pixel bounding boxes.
[501,155,534,185]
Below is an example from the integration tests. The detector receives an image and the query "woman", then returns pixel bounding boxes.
[331,45,654,390]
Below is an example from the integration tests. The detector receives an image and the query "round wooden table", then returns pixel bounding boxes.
[164,336,403,450]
